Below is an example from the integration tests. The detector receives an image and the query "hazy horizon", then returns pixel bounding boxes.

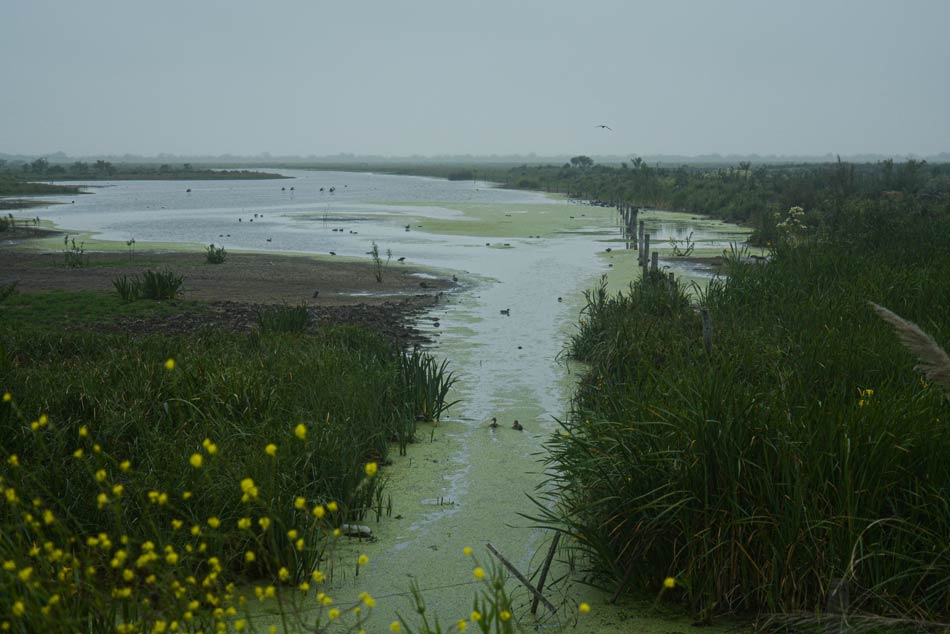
[2,0,949,158]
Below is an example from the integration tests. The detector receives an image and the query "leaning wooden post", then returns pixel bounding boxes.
[486,543,558,615]
[668,272,676,303]
[651,251,659,272]
[638,220,645,260]
[530,533,562,615]
[642,233,650,278]
[701,308,713,355]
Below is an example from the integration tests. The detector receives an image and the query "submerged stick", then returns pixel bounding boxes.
[485,542,557,615]
[530,533,561,614]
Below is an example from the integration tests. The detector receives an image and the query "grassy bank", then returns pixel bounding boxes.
[540,198,950,625]
[0,289,455,632]
[0,174,81,196]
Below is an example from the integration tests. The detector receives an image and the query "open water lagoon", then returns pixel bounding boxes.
[29,170,748,631]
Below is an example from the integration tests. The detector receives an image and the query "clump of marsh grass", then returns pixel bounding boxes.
[140,269,182,299]
[112,274,140,301]
[62,234,86,268]
[205,242,226,264]
[257,303,311,333]
[371,241,391,283]
[112,269,182,301]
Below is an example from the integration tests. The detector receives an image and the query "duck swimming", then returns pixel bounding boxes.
[488,417,499,429]
[512,420,523,431]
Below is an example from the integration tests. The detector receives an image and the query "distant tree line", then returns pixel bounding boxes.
[448,156,950,245]
[0,160,283,181]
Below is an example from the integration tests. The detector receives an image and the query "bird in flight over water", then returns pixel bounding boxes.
[595,124,612,130]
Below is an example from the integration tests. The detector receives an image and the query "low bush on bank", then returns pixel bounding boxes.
[206,243,227,264]
[544,211,950,623]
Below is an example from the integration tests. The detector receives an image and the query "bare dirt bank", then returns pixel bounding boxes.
[0,249,456,345]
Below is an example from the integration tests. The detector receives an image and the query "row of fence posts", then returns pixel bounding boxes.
[616,202,661,278]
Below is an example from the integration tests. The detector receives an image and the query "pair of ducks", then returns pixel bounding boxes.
[488,417,523,431]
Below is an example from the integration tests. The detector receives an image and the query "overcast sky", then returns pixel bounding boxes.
[2,0,948,158]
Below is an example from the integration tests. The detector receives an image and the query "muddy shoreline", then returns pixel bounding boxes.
[0,247,456,345]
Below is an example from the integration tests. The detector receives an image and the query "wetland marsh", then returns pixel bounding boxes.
[2,169,748,632]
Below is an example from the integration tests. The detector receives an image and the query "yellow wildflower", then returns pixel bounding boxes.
[207,517,220,529]
[6,455,18,468]
[164,358,175,371]
[240,478,258,501]
[463,546,472,556]
[327,501,338,512]
[120,460,131,472]
[390,622,401,632]
[470,611,481,622]
[265,443,277,456]
[294,423,307,440]
[663,576,676,589]
[95,469,107,482]
[238,517,251,530]
[189,454,203,468]
[312,505,325,519]
[79,425,88,437]
[365,462,378,477]
[2,392,11,403]
[245,551,256,563]
[258,517,271,531]
[294,497,307,510]
[473,567,484,580]
[328,609,340,621]
[500,610,511,621]
[358,554,369,566]
[579,602,591,613]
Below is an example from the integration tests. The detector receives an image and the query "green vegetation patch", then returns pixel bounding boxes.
[0,290,456,631]
[542,200,950,623]
[0,290,200,331]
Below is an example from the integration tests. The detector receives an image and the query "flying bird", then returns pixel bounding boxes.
[595,124,612,131]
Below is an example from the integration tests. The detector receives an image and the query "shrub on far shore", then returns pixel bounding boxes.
[206,243,226,264]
